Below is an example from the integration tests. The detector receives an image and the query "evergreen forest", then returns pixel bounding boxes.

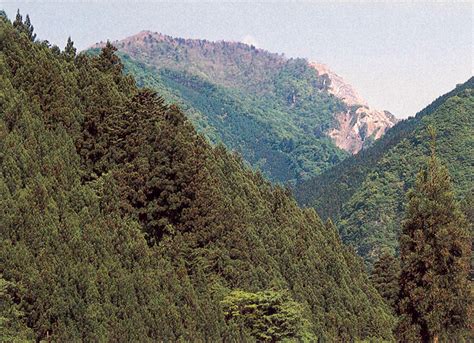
[0,11,472,342]
[0,13,395,341]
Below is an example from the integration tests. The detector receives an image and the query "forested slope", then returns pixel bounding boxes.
[0,14,394,341]
[116,54,348,183]
[89,32,399,183]
[90,42,350,183]
[295,78,474,264]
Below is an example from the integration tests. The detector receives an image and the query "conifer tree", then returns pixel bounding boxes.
[0,277,34,341]
[12,10,22,30]
[24,14,35,41]
[96,41,123,74]
[397,128,472,342]
[370,251,400,310]
[11,9,25,39]
[64,36,76,61]
[12,11,35,41]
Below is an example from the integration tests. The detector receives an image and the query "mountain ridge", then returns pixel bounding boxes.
[91,31,396,159]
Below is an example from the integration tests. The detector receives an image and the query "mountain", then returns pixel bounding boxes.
[0,15,395,341]
[295,77,474,265]
[90,31,396,182]
[310,62,398,153]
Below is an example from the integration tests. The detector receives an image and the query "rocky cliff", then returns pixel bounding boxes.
[310,62,398,153]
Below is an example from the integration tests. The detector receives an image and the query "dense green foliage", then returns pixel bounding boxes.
[370,252,400,311]
[397,144,471,342]
[295,78,474,265]
[0,276,34,341]
[0,15,394,341]
[221,290,311,342]
[89,32,349,183]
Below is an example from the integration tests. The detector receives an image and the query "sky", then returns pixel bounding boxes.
[2,2,472,118]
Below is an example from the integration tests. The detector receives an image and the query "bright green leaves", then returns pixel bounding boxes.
[221,290,311,342]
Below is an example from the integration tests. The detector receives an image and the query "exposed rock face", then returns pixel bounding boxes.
[310,62,398,154]
[326,108,398,154]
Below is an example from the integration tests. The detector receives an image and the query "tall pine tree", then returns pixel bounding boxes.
[12,9,22,30]
[12,10,35,41]
[397,128,472,342]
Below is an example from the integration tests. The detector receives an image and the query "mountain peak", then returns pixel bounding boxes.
[310,62,368,107]
[90,30,173,49]
[92,30,269,55]
[310,61,398,153]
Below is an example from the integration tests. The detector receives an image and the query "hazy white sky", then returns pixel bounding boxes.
[2,2,472,118]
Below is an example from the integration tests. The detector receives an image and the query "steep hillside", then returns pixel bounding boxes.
[295,78,474,264]
[0,14,394,341]
[91,31,395,182]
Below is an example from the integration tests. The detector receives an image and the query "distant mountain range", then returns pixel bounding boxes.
[91,31,397,182]
[295,77,474,265]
